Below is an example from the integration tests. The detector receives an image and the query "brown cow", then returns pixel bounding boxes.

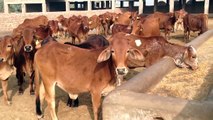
[174,9,188,31]
[0,36,15,105]
[64,35,109,107]
[112,24,132,35]
[48,20,60,38]
[149,12,176,39]
[131,16,161,37]
[13,27,36,94]
[12,15,48,37]
[88,15,102,34]
[67,15,90,44]
[99,12,117,36]
[183,13,208,42]
[116,32,198,70]
[114,11,138,25]
[57,15,70,37]
[34,34,144,120]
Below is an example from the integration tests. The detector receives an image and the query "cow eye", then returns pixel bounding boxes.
[111,50,114,53]
[127,50,130,53]
[192,55,196,59]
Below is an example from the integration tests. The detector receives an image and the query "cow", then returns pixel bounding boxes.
[112,24,132,35]
[114,11,138,25]
[131,16,161,37]
[117,32,198,70]
[149,12,176,39]
[67,15,90,44]
[64,35,109,107]
[174,9,188,31]
[47,20,60,38]
[99,12,117,36]
[88,15,102,34]
[0,36,15,105]
[34,34,144,120]
[183,13,208,42]
[13,27,37,95]
[57,15,69,38]
[12,15,48,37]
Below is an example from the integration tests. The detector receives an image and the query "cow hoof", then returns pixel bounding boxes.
[30,91,35,95]
[7,101,12,105]
[73,98,79,107]
[66,98,79,107]
[37,114,44,119]
[18,91,24,95]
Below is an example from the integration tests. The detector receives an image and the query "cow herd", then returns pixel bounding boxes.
[0,9,206,120]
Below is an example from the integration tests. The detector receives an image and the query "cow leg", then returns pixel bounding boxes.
[29,71,35,95]
[67,94,79,107]
[16,69,24,94]
[45,82,58,120]
[104,24,108,36]
[72,36,75,44]
[91,91,101,120]
[36,82,45,119]
[77,36,81,44]
[1,79,11,105]
[96,26,100,35]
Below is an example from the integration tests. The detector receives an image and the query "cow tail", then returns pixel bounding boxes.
[34,61,43,118]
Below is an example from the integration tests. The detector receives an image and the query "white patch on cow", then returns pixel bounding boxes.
[35,39,40,46]
[69,93,78,100]
[125,34,130,36]
[135,39,142,47]
[89,21,92,25]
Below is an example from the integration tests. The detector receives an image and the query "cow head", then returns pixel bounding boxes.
[131,20,143,35]
[22,27,36,52]
[80,16,89,32]
[48,20,59,38]
[174,45,198,70]
[0,36,14,64]
[97,33,145,76]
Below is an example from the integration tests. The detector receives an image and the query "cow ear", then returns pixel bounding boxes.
[128,48,145,61]
[97,47,111,63]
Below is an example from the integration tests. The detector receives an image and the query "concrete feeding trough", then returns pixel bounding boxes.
[102,30,213,120]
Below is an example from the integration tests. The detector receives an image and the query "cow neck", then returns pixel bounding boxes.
[164,42,186,59]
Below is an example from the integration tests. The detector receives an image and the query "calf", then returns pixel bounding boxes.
[12,15,48,37]
[88,15,102,34]
[131,16,160,37]
[174,9,188,31]
[112,24,132,35]
[150,12,176,39]
[34,35,144,120]
[13,27,36,94]
[183,13,208,42]
[67,16,90,44]
[0,36,15,105]
[65,35,109,107]
[119,33,198,70]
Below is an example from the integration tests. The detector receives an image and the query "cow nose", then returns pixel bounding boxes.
[84,26,89,30]
[0,58,4,62]
[24,45,33,52]
[116,67,128,75]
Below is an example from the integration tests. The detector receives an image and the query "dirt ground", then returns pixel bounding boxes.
[0,19,213,120]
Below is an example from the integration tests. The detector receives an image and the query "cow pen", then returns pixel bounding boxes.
[102,29,213,120]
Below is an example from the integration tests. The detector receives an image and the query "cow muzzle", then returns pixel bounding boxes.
[0,57,4,63]
[24,45,33,52]
[116,67,128,76]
